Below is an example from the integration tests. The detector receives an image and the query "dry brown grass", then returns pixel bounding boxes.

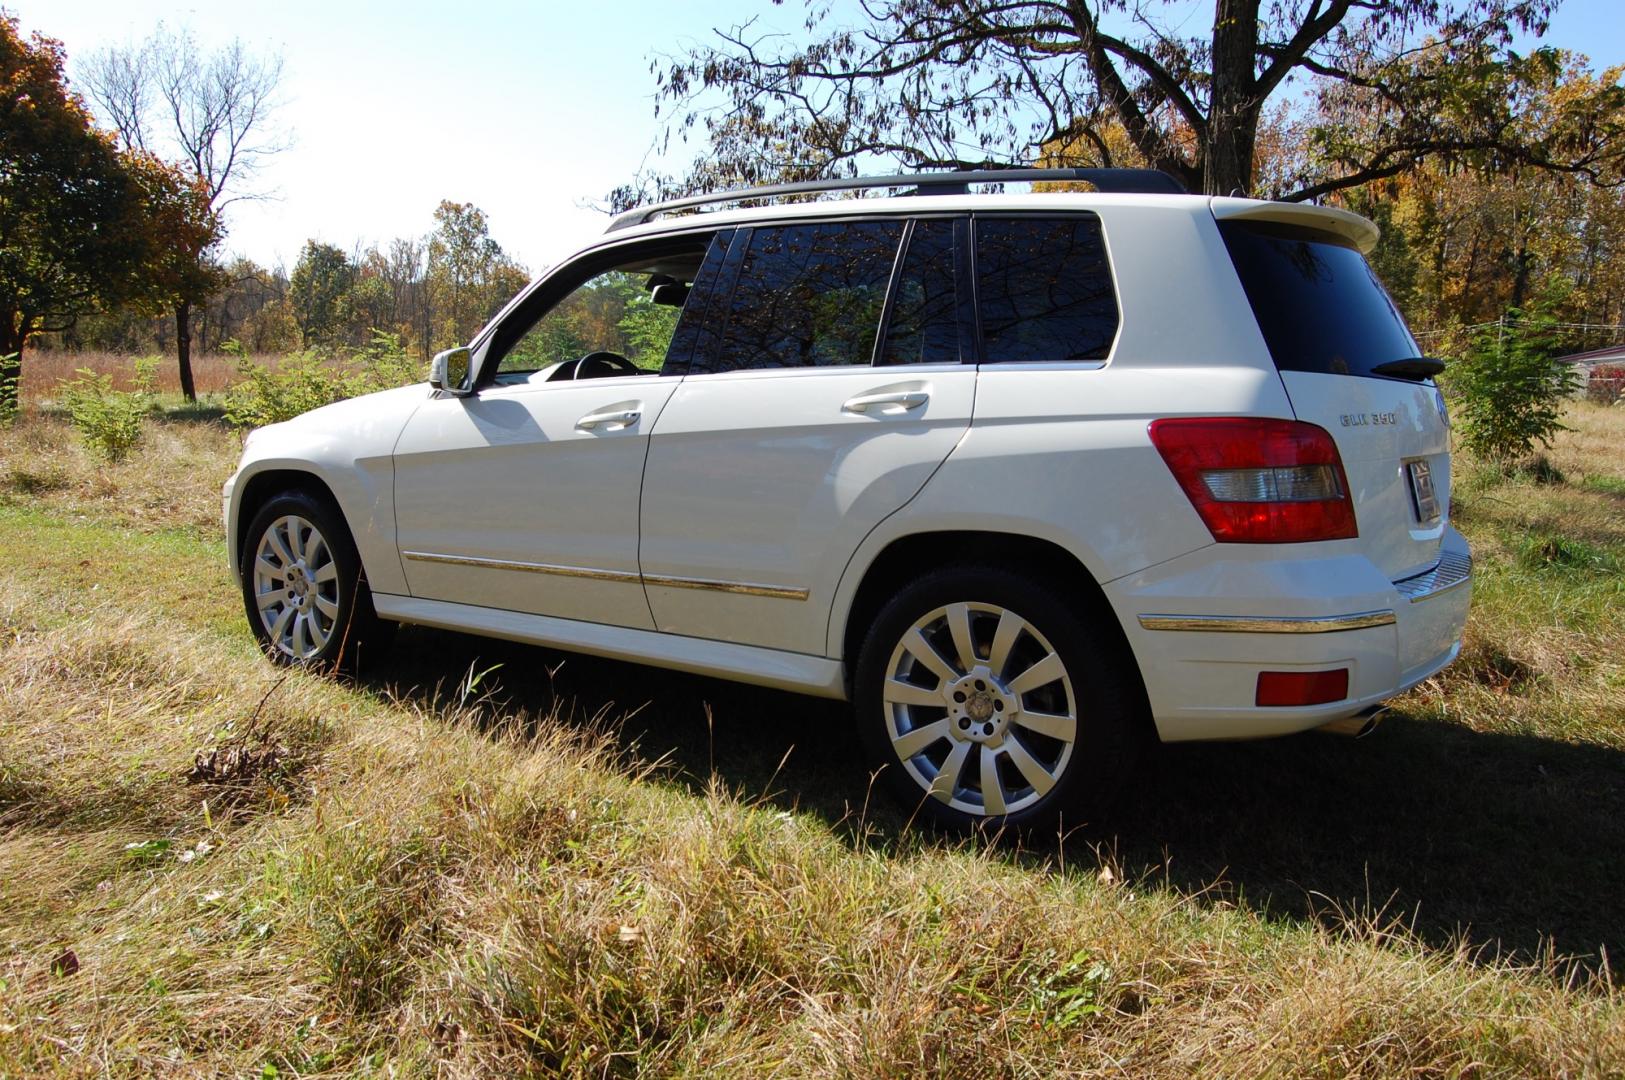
[14,349,284,405]
[0,415,239,536]
[0,404,1622,1076]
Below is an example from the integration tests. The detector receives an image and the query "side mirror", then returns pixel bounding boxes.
[430,346,472,394]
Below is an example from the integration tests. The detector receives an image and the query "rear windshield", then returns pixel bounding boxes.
[1219,220,1420,379]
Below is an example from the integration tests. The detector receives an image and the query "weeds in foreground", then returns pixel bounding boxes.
[0,402,1621,1075]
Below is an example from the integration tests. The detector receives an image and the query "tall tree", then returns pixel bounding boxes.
[80,25,285,400]
[288,241,355,347]
[642,0,1623,203]
[0,16,154,411]
[425,201,528,349]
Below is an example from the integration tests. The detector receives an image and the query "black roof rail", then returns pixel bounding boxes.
[606,167,1188,232]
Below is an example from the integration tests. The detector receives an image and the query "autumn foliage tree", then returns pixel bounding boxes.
[639,0,1621,203]
[0,16,163,412]
[80,25,284,400]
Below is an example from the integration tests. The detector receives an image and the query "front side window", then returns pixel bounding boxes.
[694,220,904,374]
[497,270,679,376]
[975,217,1118,364]
[486,234,723,383]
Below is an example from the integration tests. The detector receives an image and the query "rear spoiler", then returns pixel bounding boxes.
[1209,197,1380,254]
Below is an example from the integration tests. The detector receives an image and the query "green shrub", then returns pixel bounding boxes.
[222,347,344,428]
[1446,313,1583,464]
[58,358,157,461]
[223,332,426,429]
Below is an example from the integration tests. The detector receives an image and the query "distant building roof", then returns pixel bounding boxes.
[1556,344,1625,367]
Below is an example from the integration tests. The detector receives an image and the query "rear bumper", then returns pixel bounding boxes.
[1104,527,1471,742]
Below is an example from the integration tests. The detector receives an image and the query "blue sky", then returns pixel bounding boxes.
[12,1,1624,274]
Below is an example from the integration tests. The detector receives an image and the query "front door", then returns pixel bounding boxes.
[391,234,725,628]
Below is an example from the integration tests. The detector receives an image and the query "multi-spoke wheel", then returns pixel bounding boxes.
[240,490,388,668]
[855,566,1143,832]
[252,513,341,660]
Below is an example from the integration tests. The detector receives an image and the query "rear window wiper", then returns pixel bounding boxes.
[1369,356,1445,380]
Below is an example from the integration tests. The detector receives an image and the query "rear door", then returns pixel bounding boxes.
[1217,217,1452,580]
[638,217,977,655]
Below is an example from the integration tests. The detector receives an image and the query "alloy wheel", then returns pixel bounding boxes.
[882,602,1078,816]
[251,514,341,660]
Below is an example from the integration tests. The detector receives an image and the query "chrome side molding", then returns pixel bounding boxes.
[401,550,808,601]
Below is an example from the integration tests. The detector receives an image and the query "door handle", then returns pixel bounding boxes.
[842,390,930,415]
[576,405,642,431]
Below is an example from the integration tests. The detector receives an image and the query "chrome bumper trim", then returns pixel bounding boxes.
[1137,610,1397,634]
[1394,549,1472,603]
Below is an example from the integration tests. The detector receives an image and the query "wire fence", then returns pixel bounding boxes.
[1411,318,1625,356]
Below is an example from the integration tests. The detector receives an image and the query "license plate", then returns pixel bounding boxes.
[1407,459,1439,523]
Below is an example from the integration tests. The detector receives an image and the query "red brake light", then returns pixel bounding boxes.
[1148,418,1357,543]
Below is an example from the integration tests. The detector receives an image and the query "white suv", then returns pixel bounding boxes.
[223,169,1471,831]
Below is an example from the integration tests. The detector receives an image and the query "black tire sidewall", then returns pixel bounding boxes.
[239,490,372,669]
[853,565,1142,834]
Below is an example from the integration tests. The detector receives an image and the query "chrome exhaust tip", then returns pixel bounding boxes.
[1316,706,1387,739]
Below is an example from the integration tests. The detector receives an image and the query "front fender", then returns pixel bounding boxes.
[224,384,426,594]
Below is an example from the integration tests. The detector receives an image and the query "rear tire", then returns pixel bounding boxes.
[853,564,1143,834]
[240,490,391,670]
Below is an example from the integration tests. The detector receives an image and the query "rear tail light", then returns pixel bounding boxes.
[1256,669,1349,707]
[1148,418,1357,543]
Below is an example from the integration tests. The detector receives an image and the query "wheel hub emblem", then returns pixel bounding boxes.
[966,692,995,722]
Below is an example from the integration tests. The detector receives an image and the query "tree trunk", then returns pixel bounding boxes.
[0,315,29,416]
[175,300,197,403]
[1205,0,1262,196]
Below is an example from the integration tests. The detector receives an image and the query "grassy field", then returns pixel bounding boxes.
[0,402,1621,1076]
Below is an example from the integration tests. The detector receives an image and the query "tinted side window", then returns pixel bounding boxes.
[695,221,903,374]
[975,217,1117,363]
[879,219,964,366]
[1219,221,1420,379]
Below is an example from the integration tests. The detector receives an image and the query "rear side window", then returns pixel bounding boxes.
[694,220,903,373]
[975,217,1117,363]
[1219,220,1420,378]
[879,219,965,366]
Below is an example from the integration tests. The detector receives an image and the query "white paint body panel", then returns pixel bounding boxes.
[392,373,677,628]
[1102,526,1471,740]
[223,383,424,594]
[640,366,976,655]
[1279,370,1452,580]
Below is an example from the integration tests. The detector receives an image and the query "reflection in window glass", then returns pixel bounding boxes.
[699,221,903,373]
[499,271,680,375]
[881,220,961,365]
[976,218,1117,363]
[1219,221,1420,379]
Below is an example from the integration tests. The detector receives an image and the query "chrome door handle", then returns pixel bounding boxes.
[576,406,642,431]
[842,390,929,415]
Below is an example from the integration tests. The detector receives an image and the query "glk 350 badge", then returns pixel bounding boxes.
[1340,412,1397,427]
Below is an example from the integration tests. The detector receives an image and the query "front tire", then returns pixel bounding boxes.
[241,490,387,669]
[854,565,1143,833]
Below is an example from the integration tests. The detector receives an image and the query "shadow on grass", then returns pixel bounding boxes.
[153,403,230,426]
[363,624,1625,974]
